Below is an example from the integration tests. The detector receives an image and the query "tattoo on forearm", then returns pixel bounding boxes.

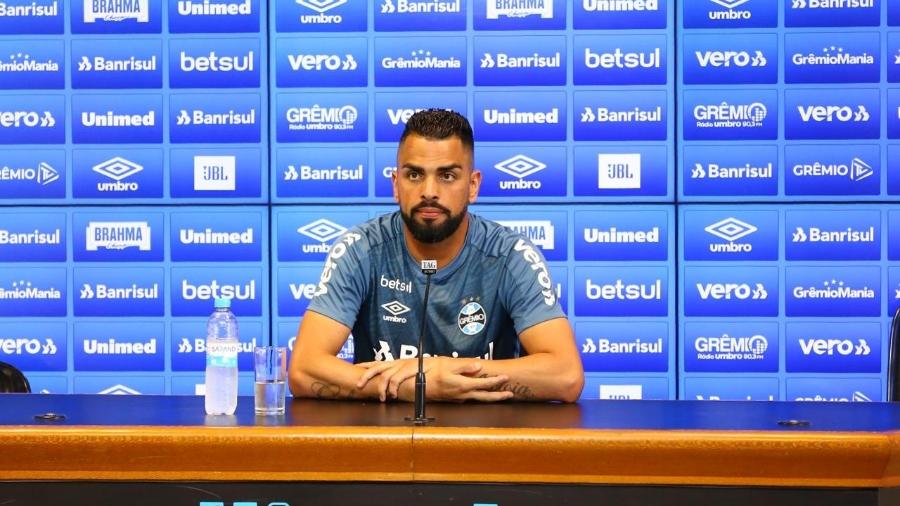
[310,381,358,399]
[479,375,535,400]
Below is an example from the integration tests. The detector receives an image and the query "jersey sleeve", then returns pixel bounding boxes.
[306,229,370,329]
[501,236,566,335]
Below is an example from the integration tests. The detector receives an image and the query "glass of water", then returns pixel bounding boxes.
[253,346,287,415]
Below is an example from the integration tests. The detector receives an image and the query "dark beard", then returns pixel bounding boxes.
[400,204,466,244]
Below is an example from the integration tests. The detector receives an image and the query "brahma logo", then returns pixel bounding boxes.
[691,162,773,179]
[797,104,870,123]
[696,282,767,300]
[487,0,553,18]
[382,300,410,323]
[93,157,141,192]
[791,226,875,243]
[288,53,357,71]
[586,279,662,300]
[0,161,59,186]
[381,0,460,14]
[84,0,149,22]
[85,221,150,251]
[496,220,554,250]
[285,104,357,131]
[597,153,641,189]
[193,155,235,191]
[582,337,663,354]
[693,102,767,128]
[493,155,545,189]
[696,50,766,67]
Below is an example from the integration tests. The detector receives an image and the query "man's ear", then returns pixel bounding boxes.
[468,169,482,204]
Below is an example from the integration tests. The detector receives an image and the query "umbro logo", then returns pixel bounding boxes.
[381,300,410,316]
[705,218,757,242]
[494,155,547,179]
[297,219,347,243]
[296,0,347,12]
[711,0,751,8]
[93,157,143,181]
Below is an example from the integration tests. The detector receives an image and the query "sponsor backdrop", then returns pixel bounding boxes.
[0,0,894,403]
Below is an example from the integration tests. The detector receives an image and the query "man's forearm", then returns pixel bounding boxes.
[290,354,383,400]
[470,353,584,402]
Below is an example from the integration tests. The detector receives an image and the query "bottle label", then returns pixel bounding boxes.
[207,341,240,368]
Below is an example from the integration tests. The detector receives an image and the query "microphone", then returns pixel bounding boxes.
[407,259,437,425]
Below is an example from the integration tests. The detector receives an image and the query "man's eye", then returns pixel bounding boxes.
[441,172,456,181]
[408,172,422,180]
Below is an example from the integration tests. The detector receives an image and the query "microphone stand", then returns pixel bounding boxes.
[407,260,436,425]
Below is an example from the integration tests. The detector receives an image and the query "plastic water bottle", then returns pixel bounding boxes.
[205,298,239,415]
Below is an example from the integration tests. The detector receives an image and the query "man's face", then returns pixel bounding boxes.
[393,134,480,244]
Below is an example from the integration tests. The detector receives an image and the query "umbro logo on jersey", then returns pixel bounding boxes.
[382,300,410,323]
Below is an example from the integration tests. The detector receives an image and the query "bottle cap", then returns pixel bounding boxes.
[214,298,231,309]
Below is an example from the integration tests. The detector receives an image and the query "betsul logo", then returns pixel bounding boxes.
[172,267,262,316]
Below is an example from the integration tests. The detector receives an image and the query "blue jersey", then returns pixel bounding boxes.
[307,212,565,363]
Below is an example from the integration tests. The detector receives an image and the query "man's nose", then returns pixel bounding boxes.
[421,174,439,199]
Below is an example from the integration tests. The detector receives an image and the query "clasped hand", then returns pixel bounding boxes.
[355,357,514,403]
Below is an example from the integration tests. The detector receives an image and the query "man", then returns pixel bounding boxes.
[289,109,584,403]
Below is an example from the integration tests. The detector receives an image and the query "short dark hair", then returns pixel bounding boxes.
[399,109,474,153]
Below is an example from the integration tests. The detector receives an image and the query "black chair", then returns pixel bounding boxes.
[890,306,900,401]
[0,361,30,393]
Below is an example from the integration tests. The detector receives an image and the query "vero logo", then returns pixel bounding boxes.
[297,219,346,243]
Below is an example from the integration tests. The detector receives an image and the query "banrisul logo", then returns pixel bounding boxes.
[683,89,776,140]
[72,94,162,144]
[683,145,777,197]
[785,32,879,84]
[0,94,64,144]
[785,88,879,140]
[279,146,367,198]
[786,266,880,317]
[170,93,260,144]
[575,209,668,261]
[0,267,65,316]
[0,0,62,35]
[171,210,262,262]
[0,40,63,90]
[71,39,162,89]
[169,0,259,33]
[784,145,878,196]
[575,266,668,317]
[786,322,880,373]
[74,267,164,316]
[0,149,65,199]
[475,91,565,141]
[171,267,263,316]
[574,34,666,85]
[575,90,666,141]
[474,35,565,86]
[71,0,162,33]
[277,92,367,142]
[169,38,259,88]
[684,0,777,28]
[786,209,879,260]
[375,37,466,86]
[683,266,778,317]
[682,33,777,85]
[684,322,778,373]
[477,146,565,197]
[577,322,668,373]
[575,0,665,29]
[0,212,64,262]
[277,37,366,88]
[786,0,879,27]
[377,0,464,31]
[683,210,778,261]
